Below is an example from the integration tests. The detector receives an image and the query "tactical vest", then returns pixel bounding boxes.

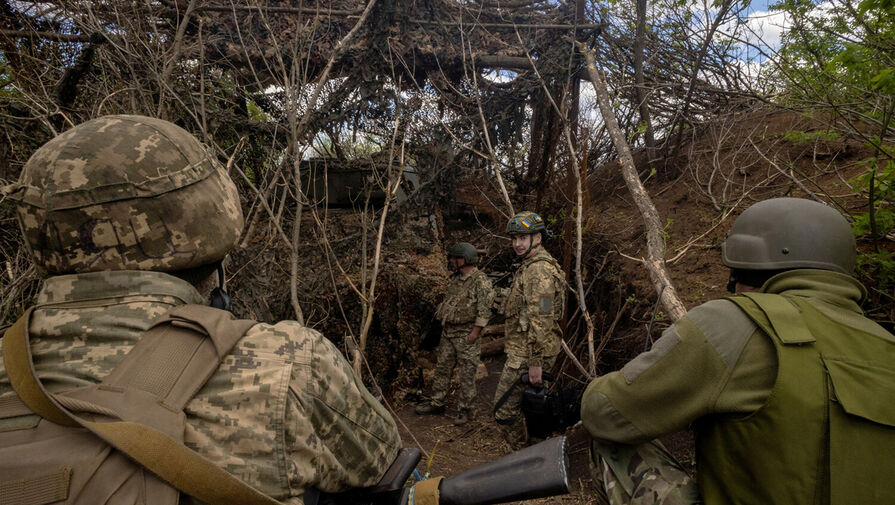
[504,254,566,321]
[0,305,283,505]
[435,269,485,326]
[697,293,895,505]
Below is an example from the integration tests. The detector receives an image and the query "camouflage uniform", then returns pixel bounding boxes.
[0,271,402,502]
[0,116,402,503]
[493,248,565,448]
[430,267,493,411]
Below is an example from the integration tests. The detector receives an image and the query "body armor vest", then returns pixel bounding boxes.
[697,293,895,505]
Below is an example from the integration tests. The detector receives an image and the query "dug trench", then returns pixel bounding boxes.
[222,108,886,503]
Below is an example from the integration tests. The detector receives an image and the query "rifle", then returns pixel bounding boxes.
[304,435,570,505]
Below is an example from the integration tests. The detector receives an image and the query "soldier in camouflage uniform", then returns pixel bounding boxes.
[0,115,401,501]
[493,211,566,450]
[416,243,494,426]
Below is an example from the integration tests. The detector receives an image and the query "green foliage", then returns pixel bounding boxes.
[780,129,840,144]
[246,99,272,122]
[851,154,895,238]
[771,0,895,124]
[857,249,895,291]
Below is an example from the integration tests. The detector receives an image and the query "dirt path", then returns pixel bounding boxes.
[392,355,602,504]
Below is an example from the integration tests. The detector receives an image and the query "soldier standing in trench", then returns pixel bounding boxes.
[493,211,566,450]
[416,242,494,426]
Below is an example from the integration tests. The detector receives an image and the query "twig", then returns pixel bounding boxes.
[466,37,514,215]
[579,42,687,321]
[229,139,295,252]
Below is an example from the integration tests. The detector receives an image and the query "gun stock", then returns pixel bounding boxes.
[437,436,570,505]
[305,437,570,505]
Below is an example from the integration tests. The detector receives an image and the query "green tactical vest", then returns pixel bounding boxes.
[696,293,895,505]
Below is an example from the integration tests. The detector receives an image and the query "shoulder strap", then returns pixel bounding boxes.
[727,293,815,345]
[2,306,282,505]
[97,304,257,410]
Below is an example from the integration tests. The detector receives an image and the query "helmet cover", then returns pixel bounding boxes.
[6,115,243,274]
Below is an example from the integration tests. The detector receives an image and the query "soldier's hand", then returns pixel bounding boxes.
[528,366,542,384]
[467,326,483,344]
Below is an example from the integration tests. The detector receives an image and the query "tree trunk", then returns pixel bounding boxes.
[633,0,656,154]
[579,43,687,321]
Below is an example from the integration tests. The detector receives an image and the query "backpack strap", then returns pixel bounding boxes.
[2,305,282,505]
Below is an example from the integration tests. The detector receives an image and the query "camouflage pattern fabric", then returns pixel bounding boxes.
[4,115,243,275]
[492,353,557,450]
[430,268,492,411]
[0,270,401,502]
[429,334,480,411]
[589,440,701,505]
[434,267,493,328]
[503,249,565,367]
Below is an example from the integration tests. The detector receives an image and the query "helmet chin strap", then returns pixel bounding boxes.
[209,264,232,312]
[518,233,540,260]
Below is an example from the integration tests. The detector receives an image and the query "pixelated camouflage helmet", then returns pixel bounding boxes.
[448,242,478,265]
[722,198,855,275]
[5,115,243,275]
[506,211,547,236]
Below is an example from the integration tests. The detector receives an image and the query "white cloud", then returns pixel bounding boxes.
[742,8,791,49]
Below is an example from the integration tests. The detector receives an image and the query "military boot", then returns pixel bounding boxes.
[414,402,446,415]
[453,409,469,426]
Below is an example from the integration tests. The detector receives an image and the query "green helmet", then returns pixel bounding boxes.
[506,211,547,236]
[722,198,855,275]
[6,115,244,275]
[448,242,478,265]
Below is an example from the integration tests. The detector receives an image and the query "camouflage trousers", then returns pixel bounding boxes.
[492,353,557,450]
[590,439,702,505]
[430,330,480,411]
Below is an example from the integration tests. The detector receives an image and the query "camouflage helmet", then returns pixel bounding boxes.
[448,242,478,265]
[6,115,243,275]
[506,211,547,236]
[722,198,855,275]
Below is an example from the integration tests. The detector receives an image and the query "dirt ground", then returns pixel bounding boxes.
[391,354,598,504]
[391,353,695,505]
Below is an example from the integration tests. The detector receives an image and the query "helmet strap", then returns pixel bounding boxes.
[726,271,738,293]
[520,232,541,259]
[209,264,232,312]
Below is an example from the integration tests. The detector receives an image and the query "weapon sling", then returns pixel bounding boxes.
[1,305,282,505]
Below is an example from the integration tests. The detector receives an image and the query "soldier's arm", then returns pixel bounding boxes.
[521,264,559,367]
[580,299,775,444]
[284,324,402,494]
[474,275,495,328]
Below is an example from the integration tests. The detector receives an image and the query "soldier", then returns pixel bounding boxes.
[416,242,493,426]
[493,211,566,450]
[0,115,401,503]
[581,198,895,504]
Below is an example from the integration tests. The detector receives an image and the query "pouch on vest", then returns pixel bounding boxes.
[0,305,281,505]
[723,293,895,505]
[824,356,895,503]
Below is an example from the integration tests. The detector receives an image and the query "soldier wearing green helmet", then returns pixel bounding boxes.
[580,198,895,505]
[0,116,401,503]
[416,242,494,425]
[493,211,566,450]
